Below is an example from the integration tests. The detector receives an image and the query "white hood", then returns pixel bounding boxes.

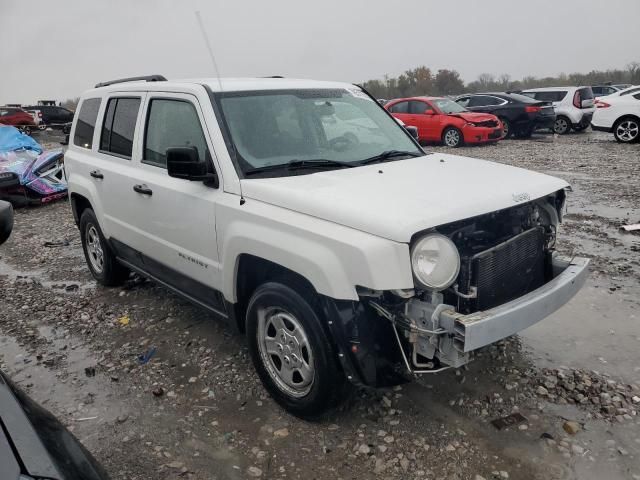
[241,153,568,243]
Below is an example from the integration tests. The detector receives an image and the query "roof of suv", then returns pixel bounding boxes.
[85,77,356,96]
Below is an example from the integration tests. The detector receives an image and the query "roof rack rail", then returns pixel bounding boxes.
[95,75,167,88]
[263,75,284,78]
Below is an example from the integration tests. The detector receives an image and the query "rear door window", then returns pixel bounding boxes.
[143,99,209,168]
[73,98,101,149]
[409,101,432,114]
[469,95,503,107]
[388,101,409,113]
[100,97,141,158]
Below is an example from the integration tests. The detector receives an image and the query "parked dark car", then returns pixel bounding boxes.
[454,92,555,138]
[21,105,74,127]
[0,199,12,244]
[0,107,37,134]
[0,370,110,480]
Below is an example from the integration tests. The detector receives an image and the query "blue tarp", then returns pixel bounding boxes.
[0,126,43,154]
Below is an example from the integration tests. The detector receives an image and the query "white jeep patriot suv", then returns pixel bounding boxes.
[66,75,589,417]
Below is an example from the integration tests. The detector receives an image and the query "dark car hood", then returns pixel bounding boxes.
[0,371,110,480]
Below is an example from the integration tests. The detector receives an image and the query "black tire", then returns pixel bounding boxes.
[79,209,129,286]
[514,125,533,138]
[246,282,347,419]
[0,200,13,246]
[499,117,512,138]
[553,116,572,135]
[573,124,588,132]
[442,126,463,147]
[613,116,640,143]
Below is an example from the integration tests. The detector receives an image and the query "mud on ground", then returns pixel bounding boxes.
[1,129,639,480]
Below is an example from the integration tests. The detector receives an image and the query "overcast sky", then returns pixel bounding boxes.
[1,0,639,105]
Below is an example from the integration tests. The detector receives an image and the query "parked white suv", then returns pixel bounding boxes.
[65,76,589,417]
[521,86,595,134]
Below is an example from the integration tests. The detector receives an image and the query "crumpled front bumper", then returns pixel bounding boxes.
[443,256,590,353]
[397,256,590,371]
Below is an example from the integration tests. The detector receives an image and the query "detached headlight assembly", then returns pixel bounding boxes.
[410,233,460,290]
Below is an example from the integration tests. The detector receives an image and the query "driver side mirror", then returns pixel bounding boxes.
[424,109,435,115]
[167,146,218,188]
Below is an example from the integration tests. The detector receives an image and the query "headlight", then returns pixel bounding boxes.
[410,233,460,290]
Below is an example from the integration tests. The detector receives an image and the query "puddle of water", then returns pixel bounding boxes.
[520,279,640,383]
[0,327,128,436]
[0,258,95,294]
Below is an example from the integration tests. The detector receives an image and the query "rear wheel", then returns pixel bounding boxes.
[442,127,463,147]
[573,124,588,132]
[18,125,32,135]
[553,116,571,134]
[246,282,347,418]
[79,209,129,286]
[613,117,640,143]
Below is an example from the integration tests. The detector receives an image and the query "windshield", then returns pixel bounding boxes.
[214,88,422,177]
[432,98,467,114]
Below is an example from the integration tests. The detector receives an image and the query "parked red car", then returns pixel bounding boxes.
[0,107,37,134]
[385,96,503,147]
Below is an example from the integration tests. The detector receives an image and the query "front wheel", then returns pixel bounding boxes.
[80,209,129,286]
[246,282,347,418]
[499,117,511,138]
[442,126,463,147]
[613,117,640,143]
[553,116,572,135]
[18,125,32,135]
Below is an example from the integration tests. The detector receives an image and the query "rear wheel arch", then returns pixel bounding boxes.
[70,193,93,226]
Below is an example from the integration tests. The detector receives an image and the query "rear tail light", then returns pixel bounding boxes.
[573,91,581,108]
[595,101,611,108]
[525,106,541,113]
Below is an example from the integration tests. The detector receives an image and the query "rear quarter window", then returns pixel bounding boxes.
[73,98,101,149]
[100,97,141,158]
[388,101,409,113]
[578,87,594,100]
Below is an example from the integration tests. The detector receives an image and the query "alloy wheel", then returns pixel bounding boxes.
[615,120,639,142]
[257,307,314,397]
[86,225,104,274]
[554,117,569,134]
[444,129,461,147]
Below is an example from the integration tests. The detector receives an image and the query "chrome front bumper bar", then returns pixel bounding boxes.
[443,256,590,353]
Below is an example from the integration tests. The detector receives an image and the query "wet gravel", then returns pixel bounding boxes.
[1,129,639,480]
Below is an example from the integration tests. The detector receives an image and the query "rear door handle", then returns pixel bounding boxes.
[90,170,103,179]
[133,184,153,196]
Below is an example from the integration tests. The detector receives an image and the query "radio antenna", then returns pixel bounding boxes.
[195,10,224,93]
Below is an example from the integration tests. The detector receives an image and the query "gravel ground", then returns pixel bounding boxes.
[1,129,639,480]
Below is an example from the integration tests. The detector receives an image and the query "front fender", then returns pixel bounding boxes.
[217,199,414,303]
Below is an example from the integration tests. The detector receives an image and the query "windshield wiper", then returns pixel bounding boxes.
[359,150,423,165]
[244,159,356,176]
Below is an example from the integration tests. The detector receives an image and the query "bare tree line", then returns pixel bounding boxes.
[362,62,640,99]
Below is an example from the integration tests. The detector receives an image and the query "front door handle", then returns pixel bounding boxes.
[90,170,103,179]
[133,184,153,196]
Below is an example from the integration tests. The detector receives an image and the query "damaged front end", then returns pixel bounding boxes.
[365,190,589,376]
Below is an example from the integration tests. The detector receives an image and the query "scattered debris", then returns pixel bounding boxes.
[138,346,157,365]
[563,421,580,435]
[491,413,527,430]
[620,223,640,232]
